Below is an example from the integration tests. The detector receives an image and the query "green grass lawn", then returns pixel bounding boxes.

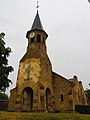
[0,112,90,120]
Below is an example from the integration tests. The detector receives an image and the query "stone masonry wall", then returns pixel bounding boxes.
[52,72,74,112]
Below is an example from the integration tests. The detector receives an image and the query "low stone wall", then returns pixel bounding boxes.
[0,100,8,111]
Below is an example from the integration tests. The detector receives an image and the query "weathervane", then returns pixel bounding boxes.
[36,1,39,12]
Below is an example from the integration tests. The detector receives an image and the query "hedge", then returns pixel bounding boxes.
[75,105,90,114]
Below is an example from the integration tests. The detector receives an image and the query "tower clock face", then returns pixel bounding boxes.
[29,32,35,38]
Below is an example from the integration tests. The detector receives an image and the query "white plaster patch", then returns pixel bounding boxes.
[30,58,41,83]
[18,58,41,83]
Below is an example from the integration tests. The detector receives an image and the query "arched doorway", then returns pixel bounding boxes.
[46,88,52,111]
[22,87,33,111]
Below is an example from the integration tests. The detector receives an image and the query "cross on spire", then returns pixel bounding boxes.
[36,1,39,12]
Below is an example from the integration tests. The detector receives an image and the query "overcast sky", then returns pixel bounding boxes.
[0,0,90,95]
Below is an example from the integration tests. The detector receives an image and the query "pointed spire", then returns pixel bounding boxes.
[26,1,48,39]
[31,1,43,30]
[31,11,43,30]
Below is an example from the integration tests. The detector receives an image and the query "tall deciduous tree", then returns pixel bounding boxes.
[0,33,14,92]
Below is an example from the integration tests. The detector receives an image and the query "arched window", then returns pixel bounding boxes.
[46,88,52,111]
[37,34,41,43]
[43,37,45,44]
[61,94,64,102]
[31,38,34,43]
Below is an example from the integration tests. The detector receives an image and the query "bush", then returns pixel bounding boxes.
[75,105,90,114]
[0,93,8,100]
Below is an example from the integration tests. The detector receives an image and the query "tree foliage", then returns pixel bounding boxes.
[0,92,8,100]
[0,33,14,92]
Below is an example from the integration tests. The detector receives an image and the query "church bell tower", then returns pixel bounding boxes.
[8,5,54,112]
[26,11,48,53]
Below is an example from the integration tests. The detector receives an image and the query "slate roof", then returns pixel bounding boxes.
[26,11,48,38]
[31,11,43,30]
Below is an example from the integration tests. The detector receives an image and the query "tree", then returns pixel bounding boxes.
[85,83,90,105]
[0,33,14,92]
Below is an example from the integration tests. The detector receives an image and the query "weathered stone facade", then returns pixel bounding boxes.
[52,73,87,112]
[8,11,87,112]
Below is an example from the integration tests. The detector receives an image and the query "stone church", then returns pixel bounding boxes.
[8,10,87,112]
